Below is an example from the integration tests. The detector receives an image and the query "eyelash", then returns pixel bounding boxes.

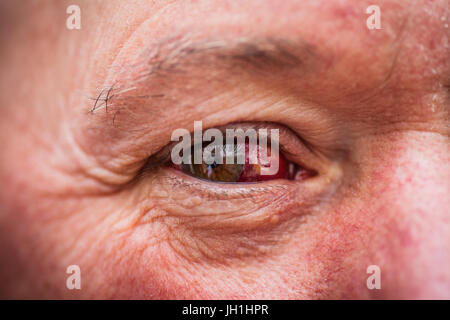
[168,141,312,183]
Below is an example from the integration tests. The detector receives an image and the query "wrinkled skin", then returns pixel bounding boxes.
[0,0,449,299]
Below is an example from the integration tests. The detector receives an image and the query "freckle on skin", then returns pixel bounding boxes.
[148,181,170,198]
[181,197,202,208]
[152,188,168,198]
[257,246,269,254]
[241,272,256,284]
[270,215,280,224]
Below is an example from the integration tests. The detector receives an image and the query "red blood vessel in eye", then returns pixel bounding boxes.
[237,142,290,182]
[170,140,314,182]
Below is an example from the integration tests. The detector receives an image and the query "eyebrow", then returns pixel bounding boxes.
[90,36,320,113]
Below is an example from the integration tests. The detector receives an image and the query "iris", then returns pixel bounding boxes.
[172,141,307,183]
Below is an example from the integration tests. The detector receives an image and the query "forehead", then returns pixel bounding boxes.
[89,0,447,123]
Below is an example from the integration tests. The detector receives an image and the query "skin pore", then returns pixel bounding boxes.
[0,0,449,299]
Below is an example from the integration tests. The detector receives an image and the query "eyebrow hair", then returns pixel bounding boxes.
[138,36,317,80]
[90,36,320,113]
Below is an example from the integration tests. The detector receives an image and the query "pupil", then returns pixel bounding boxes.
[209,162,219,169]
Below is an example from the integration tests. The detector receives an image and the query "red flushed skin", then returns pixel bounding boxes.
[237,141,290,182]
[0,0,449,300]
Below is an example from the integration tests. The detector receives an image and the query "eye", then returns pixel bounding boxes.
[169,135,313,183]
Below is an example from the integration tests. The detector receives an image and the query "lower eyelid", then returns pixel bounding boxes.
[145,167,331,229]
[134,163,342,262]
